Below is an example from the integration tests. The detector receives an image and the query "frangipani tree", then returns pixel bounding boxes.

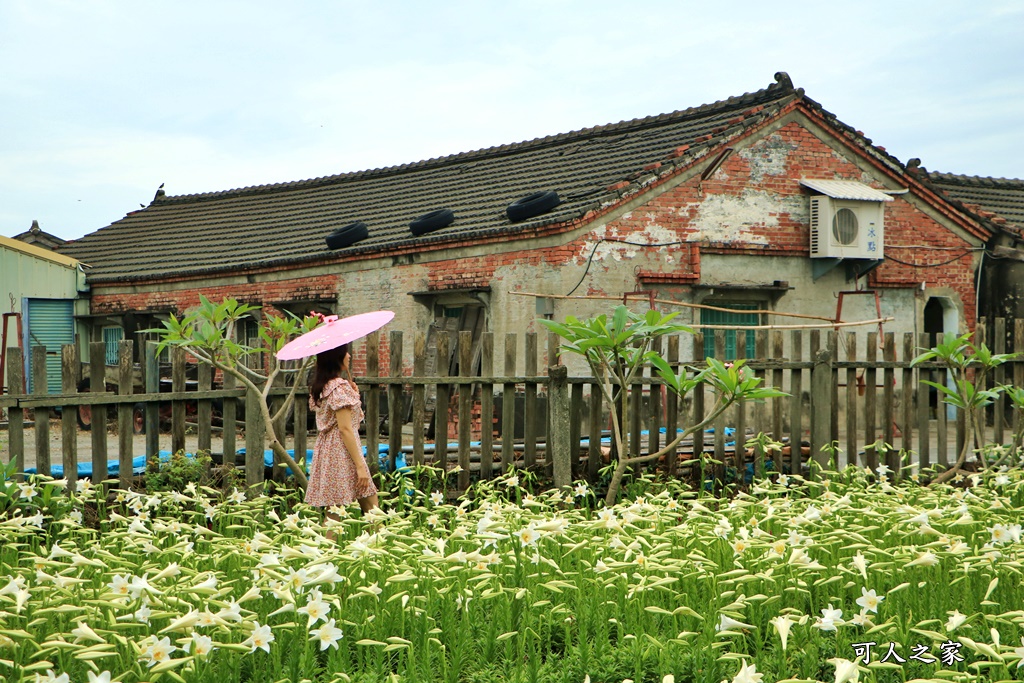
[152,296,320,489]
[912,332,1018,485]
[540,306,785,505]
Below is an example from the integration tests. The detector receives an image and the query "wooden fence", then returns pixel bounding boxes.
[2,318,1022,492]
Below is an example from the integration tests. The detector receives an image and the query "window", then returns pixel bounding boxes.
[701,303,759,360]
[102,326,124,365]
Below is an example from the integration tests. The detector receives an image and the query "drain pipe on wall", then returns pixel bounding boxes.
[975,249,985,331]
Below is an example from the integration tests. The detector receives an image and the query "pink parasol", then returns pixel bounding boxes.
[276,310,395,361]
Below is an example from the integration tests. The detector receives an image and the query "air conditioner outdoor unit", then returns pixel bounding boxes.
[809,196,884,259]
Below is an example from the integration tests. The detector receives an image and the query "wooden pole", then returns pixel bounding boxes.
[61,344,79,487]
[549,364,571,489]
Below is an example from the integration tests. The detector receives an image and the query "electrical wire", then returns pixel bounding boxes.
[566,237,689,296]
[883,251,974,268]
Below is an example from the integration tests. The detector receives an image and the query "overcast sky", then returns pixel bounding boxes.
[1,1,1021,242]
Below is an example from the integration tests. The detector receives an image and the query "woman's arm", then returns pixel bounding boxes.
[335,407,371,491]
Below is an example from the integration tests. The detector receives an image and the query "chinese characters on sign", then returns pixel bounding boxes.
[851,641,965,667]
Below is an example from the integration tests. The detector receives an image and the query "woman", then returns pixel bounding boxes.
[306,343,379,519]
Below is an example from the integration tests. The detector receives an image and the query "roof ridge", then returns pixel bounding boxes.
[926,171,1024,187]
[154,75,797,205]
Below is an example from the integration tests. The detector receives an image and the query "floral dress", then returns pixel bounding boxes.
[304,377,378,507]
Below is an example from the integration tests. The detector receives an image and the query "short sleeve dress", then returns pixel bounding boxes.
[304,377,378,507]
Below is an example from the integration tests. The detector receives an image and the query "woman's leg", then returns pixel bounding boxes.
[357,493,379,514]
[324,508,341,541]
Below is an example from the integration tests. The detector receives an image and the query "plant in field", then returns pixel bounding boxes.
[149,296,320,489]
[541,305,785,504]
[912,332,1017,485]
[2,459,1024,681]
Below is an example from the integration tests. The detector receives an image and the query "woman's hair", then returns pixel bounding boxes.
[309,343,350,406]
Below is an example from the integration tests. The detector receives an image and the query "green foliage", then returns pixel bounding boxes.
[144,449,240,494]
[541,305,785,504]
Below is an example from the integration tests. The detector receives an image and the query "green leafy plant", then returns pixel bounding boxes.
[149,295,320,489]
[541,305,786,505]
[912,332,1017,485]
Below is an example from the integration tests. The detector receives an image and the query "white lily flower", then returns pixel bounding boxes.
[310,618,344,651]
[829,657,860,683]
[730,659,763,683]
[141,635,176,667]
[770,615,794,651]
[855,588,883,614]
[70,621,106,644]
[245,622,275,653]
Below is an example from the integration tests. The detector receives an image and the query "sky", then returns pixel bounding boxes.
[1,1,1022,242]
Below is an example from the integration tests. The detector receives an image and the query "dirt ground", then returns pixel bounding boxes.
[1,418,231,472]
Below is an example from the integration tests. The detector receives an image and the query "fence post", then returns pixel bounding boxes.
[7,347,25,479]
[388,331,404,475]
[502,333,517,473]
[89,342,107,485]
[118,340,134,489]
[434,332,450,475]
[222,370,237,465]
[665,335,680,477]
[32,345,50,478]
[171,347,186,455]
[61,344,79,487]
[145,342,160,462]
[412,333,426,467]
[810,346,833,474]
[524,333,538,470]
[198,362,213,455]
[365,332,380,477]
[479,333,494,480]
[549,364,571,489]
[245,387,265,490]
[458,330,472,491]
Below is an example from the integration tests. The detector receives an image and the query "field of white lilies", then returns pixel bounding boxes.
[2,463,1024,683]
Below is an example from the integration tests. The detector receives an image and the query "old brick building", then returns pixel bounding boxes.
[61,72,1019,372]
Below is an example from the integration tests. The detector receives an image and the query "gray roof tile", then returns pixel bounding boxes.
[62,75,800,283]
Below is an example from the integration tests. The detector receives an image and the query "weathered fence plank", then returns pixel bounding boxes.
[994,317,1006,445]
[692,333,705,460]
[434,331,450,474]
[752,331,767,478]
[735,332,747,476]
[901,333,914,459]
[118,340,134,489]
[713,331,726,484]
[549,364,571,489]
[917,332,931,472]
[7,347,25,478]
[588,379,603,482]
[32,345,50,478]
[647,336,662,467]
[412,332,426,467]
[864,332,878,472]
[883,333,896,475]
[145,342,160,462]
[244,386,264,490]
[89,342,107,484]
[810,345,832,473]
[771,331,784,450]
[198,362,212,455]
[365,332,380,477]
[458,330,472,490]
[61,344,79,487]
[524,332,538,470]
[388,331,404,475]
[171,347,186,455]
[480,332,494,480]
[666,335,680,477]
[222,371,237,464]
[502,333,516,474]
[789,331,803,477]
[845,332,858,468]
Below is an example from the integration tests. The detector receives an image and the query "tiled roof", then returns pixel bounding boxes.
[921,171,1024,235]
[60,74,803,283]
